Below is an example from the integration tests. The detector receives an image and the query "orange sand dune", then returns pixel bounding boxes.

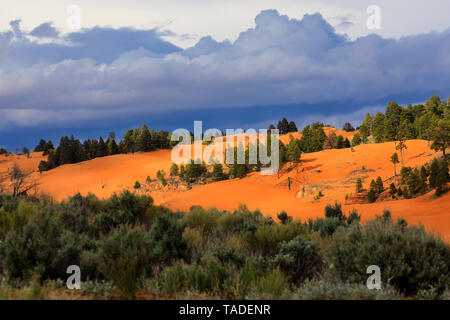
[163,140,450,241]
[0,152,45,174]
[0,139,448,241]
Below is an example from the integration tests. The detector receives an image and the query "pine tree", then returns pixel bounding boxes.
[123,130,136,154]
[430,119,449,158]
[38,160,49,174]
[136,124,153,152]
[390,153,399,176]
[288,121,298,133]
[212,163,226,181]
[355,178,363,193]
[396,140,407,165]
[335,135,345,149]
[351,133,362,146]
[44,140,54,155]
[286,138,302,172]
[375,176,384,194]
[107,138,119,155]
[97,137,108,157]
[277,118,290,135]
[342,122,355,132]
[170,163,179,176]
[344,138,351,148]
[34,139,47,152]
[372,112,385,143]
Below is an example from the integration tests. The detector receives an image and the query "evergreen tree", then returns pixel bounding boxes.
[323,132,337,149]
[344,138,351,148]
[286,138,302,172]
[38,160,49,174]
[359,113,373,143]
[123,130,136,154]
[277,118,290,134]
[170,163,179,176]
[107,138,119,155]
[44,140,54,155]
[335,135,345,149]
[342,122,355,132]
[390,153,399,176]
[351,133,362,146]
[384,101,403,141]
[429,158,440,189]
[355,178,363,193]
[212,163,226,181]
[288,121,298,133]
[430,119,449,158]
[300,125,326,153]
[34,139,47,152]
[396,140,407,165]
[372,112,385,143]
[97,137,108,157]
[375,176,384,194]
[136,124,153,152]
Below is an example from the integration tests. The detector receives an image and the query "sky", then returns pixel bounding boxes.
[0,1,449,150]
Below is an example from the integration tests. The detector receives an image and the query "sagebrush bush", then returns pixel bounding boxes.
[105,190,153,225]
[328,215,450,295]
[0,213,86,282]
[98,225,152,298]
[273,236,321,284]
[244,222,303,256]
[148,214,187,266]
[252,269,290,299]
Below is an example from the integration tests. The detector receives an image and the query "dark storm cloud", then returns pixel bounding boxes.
[0,9,449,130]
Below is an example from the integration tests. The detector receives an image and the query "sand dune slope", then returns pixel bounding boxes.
[0,139,449,240]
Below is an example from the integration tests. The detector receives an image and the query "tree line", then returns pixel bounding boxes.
[37,124,175,172]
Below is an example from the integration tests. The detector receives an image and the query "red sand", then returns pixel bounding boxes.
[1,138,449,241]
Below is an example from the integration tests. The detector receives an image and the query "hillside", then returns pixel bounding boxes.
[0,137,449,241]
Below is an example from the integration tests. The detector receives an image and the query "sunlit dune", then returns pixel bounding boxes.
[0,138,449,241]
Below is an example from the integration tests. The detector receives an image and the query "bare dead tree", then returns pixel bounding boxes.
[8,162,39,197]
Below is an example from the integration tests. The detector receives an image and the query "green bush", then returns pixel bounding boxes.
[328,215,450,295]
[324,202,345,221]
[307,217,347,237]
[0,213,85,282]
[106,190,153,225]
[273,236,321,284]
[245,223,302,256]
[253,269,289,299]
[98,225,152,298]
[148,214,187,266]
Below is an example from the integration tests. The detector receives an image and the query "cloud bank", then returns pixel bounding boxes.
[0,9,449,129]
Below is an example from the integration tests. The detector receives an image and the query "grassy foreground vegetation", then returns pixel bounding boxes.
[0,192,449,300]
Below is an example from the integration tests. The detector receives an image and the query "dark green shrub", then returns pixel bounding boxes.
[106,190,153,225]
[273,236,320,284]
[244,223,302,256]
[307,217,347,237]
[367,189,377,203]
[210,244,245,267]
[324,202,345,221]
[184,260,230,293]
[347,209,361,225]
[277,211,292,224]
[0,213,85,282]
[328,216,450,295]
[98,225,152,298]
[148,214,187,266]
